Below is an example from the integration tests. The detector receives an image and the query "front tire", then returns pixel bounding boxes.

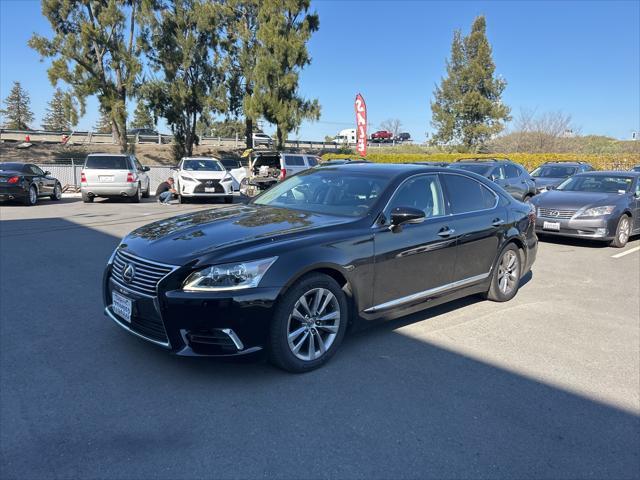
[269,273,348,373]
[486,243,522,302]
[610,215,631,248]
[51,183,62,201]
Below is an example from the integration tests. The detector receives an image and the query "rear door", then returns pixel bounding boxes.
[371,174,457,312]
[132,156,149,191]
[441,172,509,284]
[283,155,307,176]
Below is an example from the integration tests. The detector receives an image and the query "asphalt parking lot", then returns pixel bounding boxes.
[1,197,639,479]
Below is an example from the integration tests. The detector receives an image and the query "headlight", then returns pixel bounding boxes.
[182,257,278,291]
[180,174,198,183]
[579,206,615,217]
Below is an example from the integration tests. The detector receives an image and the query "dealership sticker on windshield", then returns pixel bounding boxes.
[543,221,561,231]
[112,291,132,323]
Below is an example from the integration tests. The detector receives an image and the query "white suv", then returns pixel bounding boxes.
[173,157,243,204]
[252,132,274,147]
[242,152,319,196]
[81,154,150,203]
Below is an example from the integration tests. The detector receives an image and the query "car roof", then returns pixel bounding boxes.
[455,158,510,164]
[318,162,450,176]
[540,161,588,165]
[574,170,639,177]
[87,153,129,157]
[182,157,221,160]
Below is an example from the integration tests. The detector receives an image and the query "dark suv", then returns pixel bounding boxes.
[530,161,594,193]
[448,158,536,202]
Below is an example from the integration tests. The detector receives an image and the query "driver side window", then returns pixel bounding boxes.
[388,175,445,219]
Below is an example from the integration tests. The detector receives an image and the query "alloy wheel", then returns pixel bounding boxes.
[618,217,630,244]
[497,250,519,295]
[287,287,341,362]
[29,186,37,204]
[54,184,61,199]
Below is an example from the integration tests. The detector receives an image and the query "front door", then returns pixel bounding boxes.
[371,174,458,312]
[29,165,53,195]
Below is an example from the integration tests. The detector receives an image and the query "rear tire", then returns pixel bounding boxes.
[610,215,631,248]
[486,243,522,302]
[24,185,37,206]
[82,192,94,203]
[142,183,150,198]
[51,183,62,201]
[130,184,141,203]
[269,273,348,373]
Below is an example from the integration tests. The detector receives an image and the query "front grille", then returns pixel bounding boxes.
[130,314,168,343]
[111,250,175,297]
[538,207,577,219]
[194,179,224,194]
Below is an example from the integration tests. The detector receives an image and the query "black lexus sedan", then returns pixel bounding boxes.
[530,171,640,247]
[103,164,538,372]
[0,162,62,206]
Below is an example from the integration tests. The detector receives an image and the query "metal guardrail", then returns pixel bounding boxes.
[1,129,403,149]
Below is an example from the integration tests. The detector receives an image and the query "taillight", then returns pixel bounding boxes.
[279,168,287,181]
[80,171,87,183]
[126,172,135,183]
[7,176,20,184]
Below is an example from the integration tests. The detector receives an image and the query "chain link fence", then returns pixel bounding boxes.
[36,163,174,193]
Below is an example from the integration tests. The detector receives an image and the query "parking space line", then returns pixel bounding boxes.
[611,246,640,259]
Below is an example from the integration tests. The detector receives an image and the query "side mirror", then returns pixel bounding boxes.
[143,166,151,172]
[390,206,425,228]
[170,166,178,170]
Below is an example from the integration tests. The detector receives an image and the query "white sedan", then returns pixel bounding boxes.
[173,157,244,203]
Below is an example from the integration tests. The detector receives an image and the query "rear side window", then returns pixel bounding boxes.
[442,174,497,214]
[504,164,521,178]
[284,155,305,166]
[85,156,130,170]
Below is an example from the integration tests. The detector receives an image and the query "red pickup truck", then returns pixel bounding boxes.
[370,130,393,142]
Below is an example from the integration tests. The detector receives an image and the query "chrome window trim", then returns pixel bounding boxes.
[364,272,490,313]
[105,306,171,348]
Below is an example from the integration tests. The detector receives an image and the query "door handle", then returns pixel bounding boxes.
[438,227,455,237]
[492,218,505,227]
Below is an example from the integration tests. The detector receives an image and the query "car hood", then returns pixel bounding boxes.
[178,170,227,180]
[533,177,565,188]
[121,204,353,265]
[531,190,629,210]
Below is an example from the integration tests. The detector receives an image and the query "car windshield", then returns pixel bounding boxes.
[531,166,578,178]
[253,169,390,217]
[85,156,129,170]
[557,175,634,193]
[0,162,27,172]
[182,159,223,171]
[449,163,493,176]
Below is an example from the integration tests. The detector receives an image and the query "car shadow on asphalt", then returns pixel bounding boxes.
[1,218,637,479]
[537,233,640,249]
[0,197,82,207]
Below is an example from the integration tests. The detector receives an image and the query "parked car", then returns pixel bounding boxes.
[103,163,537,372]
[252,132,274,147]
[530,161,594,193]
[173,157,243,204]
[449,158,536,202]
[633,165,640,172]
[129,128,158,136]
[530,171,640,247]
[395,132,411,142]
[0,162,62,206]
[81,154,151,203]
[242,151,319,196]
[371,130,393,142]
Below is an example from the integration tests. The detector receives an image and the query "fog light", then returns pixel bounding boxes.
[595,228,607,236]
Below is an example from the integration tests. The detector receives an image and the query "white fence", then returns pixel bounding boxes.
[36,163,175,192]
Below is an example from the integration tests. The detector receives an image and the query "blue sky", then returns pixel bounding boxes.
[1,0,638,141]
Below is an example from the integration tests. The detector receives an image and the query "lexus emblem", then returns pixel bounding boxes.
[550,210,560,217]
[122,263,136,283]
[206,180,213,186]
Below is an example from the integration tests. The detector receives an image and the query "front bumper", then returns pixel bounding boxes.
[103,264,282,357]
[179,178,233,196]
[535,216,615,240]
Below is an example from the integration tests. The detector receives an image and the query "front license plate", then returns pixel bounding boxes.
[99,176,114,182]
[204,187,216,193]
[112,291,132,323]
[543,221,561,231]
